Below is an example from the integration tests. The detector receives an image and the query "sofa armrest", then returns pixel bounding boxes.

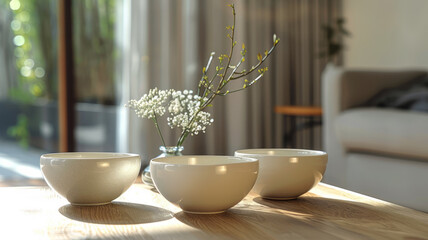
[321,64,346,186]
[321,64,426,187]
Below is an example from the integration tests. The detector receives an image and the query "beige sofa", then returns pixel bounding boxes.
[321,64,428,212]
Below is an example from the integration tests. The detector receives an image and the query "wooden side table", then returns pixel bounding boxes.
[275,106,323,117]
[274,106,323,148]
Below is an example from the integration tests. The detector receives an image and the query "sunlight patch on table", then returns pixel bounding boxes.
[0,154,42,179]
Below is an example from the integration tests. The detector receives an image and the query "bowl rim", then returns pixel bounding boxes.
[41,152,140,160]
[234,148,327,158]
[151,155,258,166]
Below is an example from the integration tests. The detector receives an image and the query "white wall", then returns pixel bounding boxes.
[343,0,428,69]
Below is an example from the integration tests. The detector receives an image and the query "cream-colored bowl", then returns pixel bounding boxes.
[150,155,258,214]
[235,149,327,200]
[40,152,141,206]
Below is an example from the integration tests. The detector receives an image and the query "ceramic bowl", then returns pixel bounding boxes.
[234,149,327,200]
[150,155,258,214]
[40,152,141,206]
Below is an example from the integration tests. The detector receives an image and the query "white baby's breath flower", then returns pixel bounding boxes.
[126,88,214,137]
[167,89,214,136]
[125,88,173,119]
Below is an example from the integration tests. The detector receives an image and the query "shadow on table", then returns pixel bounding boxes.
[150,187,159,193]
[251,195,428,238]
[59,201,173,224]
[174,208,353,240]
[252,194,386,220]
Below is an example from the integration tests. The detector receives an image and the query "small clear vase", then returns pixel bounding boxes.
[142,146,184,187]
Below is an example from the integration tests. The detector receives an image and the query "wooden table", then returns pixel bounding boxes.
[1,183,428,240]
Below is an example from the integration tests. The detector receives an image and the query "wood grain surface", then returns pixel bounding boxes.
[1,183,428,240]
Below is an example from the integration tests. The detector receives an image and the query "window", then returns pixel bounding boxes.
[72,0,123,151]
[0,0,58,184]
[0,0,124,185]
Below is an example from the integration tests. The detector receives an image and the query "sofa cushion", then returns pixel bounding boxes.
[335,107,428,161]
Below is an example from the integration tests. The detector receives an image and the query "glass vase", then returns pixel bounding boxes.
[142,146,184,187]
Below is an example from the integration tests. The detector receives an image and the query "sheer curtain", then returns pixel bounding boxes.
[118,0,341,165]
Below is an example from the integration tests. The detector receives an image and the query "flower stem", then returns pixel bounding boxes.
[176,107,203,147]
[218,4,236,90]
[152,112,166,147]
[230,42,278,80]
[176,130,190,147]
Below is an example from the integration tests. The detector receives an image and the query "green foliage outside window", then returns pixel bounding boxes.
[1,0,117,148]
[3,0,58,102]
[1,0,58,147]
[73,0,117,105]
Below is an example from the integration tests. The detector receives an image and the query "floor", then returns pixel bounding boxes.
[0,139,46,186]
